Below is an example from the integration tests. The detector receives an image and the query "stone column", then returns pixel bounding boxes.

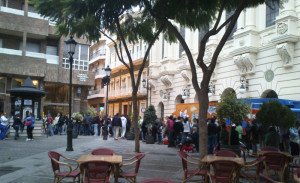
[245,8,256,29]
[22,32,27,57]
[280,0,295,16]
[237,10,245,30]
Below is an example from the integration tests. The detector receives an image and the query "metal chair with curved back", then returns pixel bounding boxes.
[91,148,115,155]
[263,152,289,182]
[214,150,238,158]
[259,173,282,183]
[118,153,146,183]
[48,151,80,183]
[178,151,206,183]
[294,168,300,183]
[207,160,240,183]
[80,160,113,183]
[240,156,266,183]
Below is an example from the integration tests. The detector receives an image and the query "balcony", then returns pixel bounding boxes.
[89,49,106,64]
[0,6,24,16]
[0,47,22,56]
[26,51,45,59]
[27,12,56,26]
[94,69,106,79]
[87,89,105,99]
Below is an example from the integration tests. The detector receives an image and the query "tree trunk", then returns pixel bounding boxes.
[132,93,140,152]
[198,89,209,159]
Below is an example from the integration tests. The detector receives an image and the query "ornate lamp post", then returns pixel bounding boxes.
[102,66,111,140]
[142,79,151,107]
[65,36,77,151]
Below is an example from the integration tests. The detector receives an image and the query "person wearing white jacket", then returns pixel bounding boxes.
[0,112,8,140]
[121,115,127,139]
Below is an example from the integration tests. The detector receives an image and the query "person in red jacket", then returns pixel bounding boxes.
[48,114,54,136]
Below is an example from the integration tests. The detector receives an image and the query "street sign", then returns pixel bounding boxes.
[141,107,146,113]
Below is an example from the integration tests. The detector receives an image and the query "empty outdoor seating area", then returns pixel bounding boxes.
[48,146,300,182]
[178,148,300,183]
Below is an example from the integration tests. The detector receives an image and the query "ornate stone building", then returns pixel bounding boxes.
[0,0,94,117]
[148,0,300,119]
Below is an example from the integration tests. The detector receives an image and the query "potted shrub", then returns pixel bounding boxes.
[143,105,157,144]
[216,92,250,156]
[71,112,83,139]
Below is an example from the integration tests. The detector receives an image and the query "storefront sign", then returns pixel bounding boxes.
[24,100,32,106]
[77,74,89,82]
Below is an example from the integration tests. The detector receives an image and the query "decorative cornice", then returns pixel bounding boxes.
[231,46,259,56]
[271,34,299,45]
[160,75,173,88]
[180,70,192,84]
[148,79,157,90]
[234,53,257,75]
[276,42,294,67]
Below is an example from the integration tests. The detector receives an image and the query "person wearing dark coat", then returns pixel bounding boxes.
[112,113,122,140]
[13,114,22,140]
[231,124,239,145]
[173,117,184,146]
[83,113,92,136]
[207,118,217,154]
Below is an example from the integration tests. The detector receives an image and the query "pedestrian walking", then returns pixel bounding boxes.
[48,114,54,136]
[13,114,22,140]
[112,113,121,140]
[121,115,127,139]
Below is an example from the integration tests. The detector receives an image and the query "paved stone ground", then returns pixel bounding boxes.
[0,134,291,183]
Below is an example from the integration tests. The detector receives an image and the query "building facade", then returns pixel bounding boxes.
[0,0,95,117]
[148,0,300,119]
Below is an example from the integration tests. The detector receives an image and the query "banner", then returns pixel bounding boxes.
[172,102,217,120]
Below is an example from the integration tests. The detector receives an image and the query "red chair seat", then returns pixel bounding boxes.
[120,171,136,178]
[56,170,80,177]
[210,176,232,183]
[84,176,110,183]
[187,169,206,176]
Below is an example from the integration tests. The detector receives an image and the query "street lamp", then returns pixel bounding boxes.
[239,76,248,94]
[182,87,190,100]
[142,79,151,106]
[65,36,77,151]
[208,81,215,97]
[102,65,111,140]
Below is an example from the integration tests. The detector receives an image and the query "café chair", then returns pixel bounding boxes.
[263,152,289,182]
[80,160,112,183]
[294,168,300,183]
[289,156,300,175]
[118,153,145,183]
[214,150,238,157]
[261,146,279,152]
[48,151,80,183]
[240,156,266,183]
[178,151,206,183]
[259,173,282,183]
[91,148,115,155]
[207,160,239,183]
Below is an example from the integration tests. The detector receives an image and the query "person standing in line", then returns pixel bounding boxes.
[121,115,127,139]
[57,113,64,135]
[235,122,243,141]
[53,113,60,135]
[61,114,68,135]
[112,113,122,140]
[13,114,22,140]
[250,120,259,155]
[173,117,184,146]
[93,112,100,136]
[48,114,54,136]
[290,123,300,156]
[166,115,175,147]
[180,117,191,145]
[0,112,8,140]
[125,115,131,138]
[83,113,92,136]
[207,118,217,154]
[25,112,35,141]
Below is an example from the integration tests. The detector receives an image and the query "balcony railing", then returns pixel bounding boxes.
[46,55,59,64]
[26,51,45,59]
[94,69,106,79]
[0,47,22,56]
[88,89,105,99]
[0,6,24,16]
[90,49,106,61]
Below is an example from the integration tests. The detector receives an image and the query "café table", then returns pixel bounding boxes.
[257,150,292,157]
[77,154,122,183]
[201,155,244,183]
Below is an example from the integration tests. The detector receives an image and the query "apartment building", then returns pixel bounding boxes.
[87,39,107,110]
[106,39,148,117]
[148,0,300,118]
[0,0,95,117]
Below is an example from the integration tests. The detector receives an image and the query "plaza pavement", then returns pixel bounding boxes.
[0,134,187,183]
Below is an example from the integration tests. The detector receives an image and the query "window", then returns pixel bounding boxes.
[11,78,24,89]
[26,42,40,53]
[63,43,89,71]
[226,10,237,41]
[266,0,279,27]
[46,46,58,55]
[179,26,185,58]
[0,77,6,93]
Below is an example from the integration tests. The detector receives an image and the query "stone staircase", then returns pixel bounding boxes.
[9,120,43,137]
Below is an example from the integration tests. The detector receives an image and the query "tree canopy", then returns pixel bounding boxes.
[143,105,157,124]
[256,100,296,130]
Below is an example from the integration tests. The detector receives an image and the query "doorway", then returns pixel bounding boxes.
[123,105,128,115]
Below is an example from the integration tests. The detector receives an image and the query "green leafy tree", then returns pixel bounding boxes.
[141,0,281,158]
[216,92,250,145]
[31,0,165,152]
[143,105,157,125]
[256,100,296,130]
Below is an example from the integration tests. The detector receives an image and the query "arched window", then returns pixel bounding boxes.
[157,102,164,120]
[221,88,237,99]
[261,90,278,98]
[175,95,184,108]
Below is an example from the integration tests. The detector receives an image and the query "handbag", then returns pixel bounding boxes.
[25,120,32,126]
